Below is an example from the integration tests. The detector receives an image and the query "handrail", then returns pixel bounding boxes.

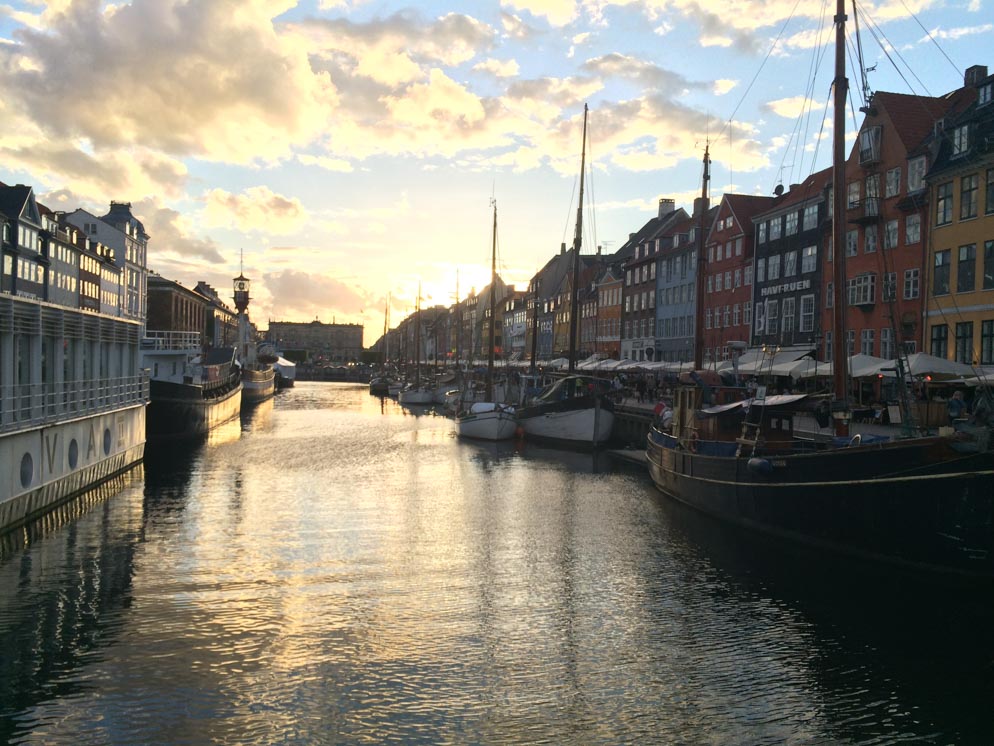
[0,373,149,433]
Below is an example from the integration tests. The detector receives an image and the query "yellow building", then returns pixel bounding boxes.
[925,66,994,365]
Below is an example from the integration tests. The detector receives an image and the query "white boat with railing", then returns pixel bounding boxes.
[141,330,242,439]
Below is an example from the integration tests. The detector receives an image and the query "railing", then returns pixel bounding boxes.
[0,374,149,433]
[141,330,201,351]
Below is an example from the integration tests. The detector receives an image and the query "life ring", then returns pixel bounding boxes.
[689,431,699,454]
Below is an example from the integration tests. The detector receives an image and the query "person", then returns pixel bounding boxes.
[947,390,968,423]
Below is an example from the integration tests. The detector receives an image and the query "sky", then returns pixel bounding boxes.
[0,0,990,346]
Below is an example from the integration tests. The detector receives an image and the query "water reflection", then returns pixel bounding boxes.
[0,382,991,744]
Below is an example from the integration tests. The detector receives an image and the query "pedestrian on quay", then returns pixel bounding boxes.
[947,390,968,424]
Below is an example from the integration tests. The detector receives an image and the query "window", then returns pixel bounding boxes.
[724,271,731,290]
[785,211,798,236]
[846,330,856,355]
[958,244,976,292]
[784,250,797,276]
[883,272,897,301]
[800,294,815,332]
[861,329,875,356]
[985,241,994,290]
[936,182,953,225]
[983,320,994,365]
[755,302,765,333]
[961,174,978,219]
[768,254,781,281]
[955,321,974,364]
[766,299,779,334]
[723,305,730,327]
[733,304,741,326]
[744,265,753,285]
[987,169,994,215]
[826,281,834,308]
[758,222,767,243]
[734,268,741,287]
[847,274,876,305]
[981,82,993,106]
[859,125,881,163]
[906,214,921,244]
[929,324,949,358]
[885,167,901,197]
[782,297,795,333]
[769,217,782,240]
[846,230,858,257]
[743,303,752,328]
[952,125,970,156]
[825,331,833,360]
[848,181,861,208]
[934,250,951,295]
[864,228,878,254]
[881,327,894,359]
[884,220,898,250]
[735,238,743,256]
[714,273,722,292]
[801,246,817,273]
[705,309,712,329]
[904,268,920,299]
[756,258,766,283]
[908,156,926,192]
[708,244,714,263]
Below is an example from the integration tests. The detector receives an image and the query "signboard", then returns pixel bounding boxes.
[760,279,811,297]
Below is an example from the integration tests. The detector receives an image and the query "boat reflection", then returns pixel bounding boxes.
[241,395,274,431]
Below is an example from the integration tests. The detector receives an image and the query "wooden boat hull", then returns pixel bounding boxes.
[645,428,994,578]
[242,366,276,404]
[398,387,434,405]
[517,396,614,447]
[147,379,243,439]
[456,406,517,441]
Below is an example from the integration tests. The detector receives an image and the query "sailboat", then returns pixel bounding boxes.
[515,104,616,448]
[369,294,393,396]
[644,0,994,580]
[398,283,434,405]
[456,200,518,441]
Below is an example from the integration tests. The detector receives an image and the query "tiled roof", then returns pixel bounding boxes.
[0,184,31,222]
[872,89,975,154]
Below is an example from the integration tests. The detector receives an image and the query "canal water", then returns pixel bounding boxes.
[1,382,992,744]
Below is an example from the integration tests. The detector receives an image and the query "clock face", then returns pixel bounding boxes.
[235,280,248,291]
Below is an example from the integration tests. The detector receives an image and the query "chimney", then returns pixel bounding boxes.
[658,198,675,218]
[965,65,988,87]
[597,245,602,256]
[693,197,706,217]
[560,242,566,255]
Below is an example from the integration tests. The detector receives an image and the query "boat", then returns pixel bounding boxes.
[369,296,394,396]
[644,2,994,580]
[0,191,147,533]
[398,283,435,405]
[273,356,296,389]
[515,105,616,448]
[142,331,242,438]
[456,200,517,441]
[233,270,275,405]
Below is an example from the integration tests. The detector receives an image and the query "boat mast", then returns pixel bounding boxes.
[693,145,710,371]
[529,277,540,374]
[567,103,588,375]
[486,199,498,401]
[831,0,850,431]
[381,294,389,373]
[414,282,421,387]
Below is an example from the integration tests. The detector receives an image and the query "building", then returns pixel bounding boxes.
[924,65,994,364]
[267,319,364,363]
[592,264,623,359]
[751,172,830,353]
[701,193,774,363]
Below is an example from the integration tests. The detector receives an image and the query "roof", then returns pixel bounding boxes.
[870,89,976,155]
[0,184,34,223]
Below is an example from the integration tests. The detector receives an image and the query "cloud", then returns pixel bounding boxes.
[919,23,993,42]
[134,198,228,266]
[763,95,817,118]
[713,79,739,95]
[582,54,702,91]
[297,154,355,172]
[263,269,369,318]
[204,186,308,234]
[0,0,338,164]
[501,0,580,26]
[473,57,521,77]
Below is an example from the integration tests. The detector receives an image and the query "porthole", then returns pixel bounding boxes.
[68,439,79,469]
[20,453,33,489]
[103,427,112,456]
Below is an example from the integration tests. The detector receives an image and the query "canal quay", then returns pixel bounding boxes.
[1,382,992,745]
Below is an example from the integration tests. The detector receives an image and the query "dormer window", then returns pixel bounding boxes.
[952,125,970,157]
[979,82,992,107]
[858,125,882,164]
